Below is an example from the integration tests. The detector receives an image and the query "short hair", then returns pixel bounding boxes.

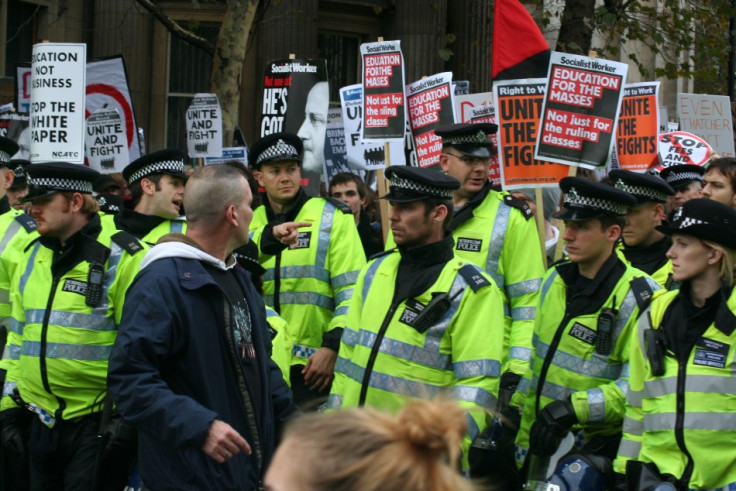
[706,157,736,191]
[598,214,625,238]
[329,172,367,199]
[279,398,474,491]
[130,174,163,206]
[422,197,454,232]
[184,164,248,224]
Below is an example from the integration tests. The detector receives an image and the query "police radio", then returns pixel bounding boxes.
[86,263,105,307]
[644,324,666,376]
[595,307,617,356]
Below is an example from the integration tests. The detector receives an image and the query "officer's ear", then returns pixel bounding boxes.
[707,246,723,265]
[432,203,449,224]
[140,177,157,197]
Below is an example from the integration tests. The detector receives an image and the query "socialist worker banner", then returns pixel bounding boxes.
[615,82,659,172]
[360,40,406,141]
[494,78,570,189]
[406,72,456,170]
[535,52,628,169]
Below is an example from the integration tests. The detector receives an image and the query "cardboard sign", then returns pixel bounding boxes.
[186,93,223,158]
[495,78,570,189]
[30,43,86,164]
[204,147,247,166]
[615,82,659,172]
[678,93,735,157]
[323,107,352,182]
[655,131,711,172]
[360,40,406,141]
[535,52,628,169]
[406,72,456,170]
[85,107,129,172]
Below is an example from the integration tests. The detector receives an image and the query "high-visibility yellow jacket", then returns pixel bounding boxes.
[249,198,365,364]
[614,288,736,489]
[102,211,187,246]
[0,216,147,425]
[328,250,507,456]
[514,256,659,467]
[265,306,293,386]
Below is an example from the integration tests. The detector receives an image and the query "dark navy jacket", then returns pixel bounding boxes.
[108,254,296,491]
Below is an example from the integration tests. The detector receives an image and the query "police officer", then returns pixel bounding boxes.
[514,177,660,476]
[611,170,677,289]
[248,133,365,407]
[328,165,507,463]
[0,162,147,489]
[115,149,187,244]
[6,159,30,209]
[615,199,736,489]
[434,123,544,409]
[659,164,704,213]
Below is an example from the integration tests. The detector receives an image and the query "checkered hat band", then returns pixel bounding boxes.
[666,171,702,184]
[0,151,10,164]
[443,131,489,146]
[564,190,628,215]
[13,166,24,177]
[677,216,706,228]
[390,174,454,199]
[615,180,668,202]
[28,176,94,194]
[256,140,299,166]
[129,160,184,183]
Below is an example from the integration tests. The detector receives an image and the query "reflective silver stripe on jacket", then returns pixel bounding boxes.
[644,412,736,431]
[644,375,736,398]
[485,203,511,288]
[24,309,115,332]
[21,341,112,361]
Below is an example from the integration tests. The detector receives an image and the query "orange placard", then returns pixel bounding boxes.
[615,82,659,172]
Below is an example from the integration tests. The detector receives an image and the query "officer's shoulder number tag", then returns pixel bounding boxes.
[399,299,426,327]
[568,322,596,345]
[456,237,482,253]
[458,264,491,292]
[693,336,729,369]
[293,231,311,249]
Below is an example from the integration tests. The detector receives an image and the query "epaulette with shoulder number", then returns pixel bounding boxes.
[325,197,353,215]
[458,264,492,292]
[111,231,146,255]
[502,194,534,221]
[368,248,397,261]
[14,213,37,233]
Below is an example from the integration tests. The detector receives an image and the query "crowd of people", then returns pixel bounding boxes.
[0,120,734,490]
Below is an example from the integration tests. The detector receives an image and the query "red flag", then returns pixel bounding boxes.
[492,0,551,81]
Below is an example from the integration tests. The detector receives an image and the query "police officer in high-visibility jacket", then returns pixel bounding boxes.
[514,177,659,474]
[434,123,545,411]
[611,170,677,289]
[0,163,147,489]
[248,133,366,407]
[328,165,507,462]
[110,149,187,245]
[615,199,736,489]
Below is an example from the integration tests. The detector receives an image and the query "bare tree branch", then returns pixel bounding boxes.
[133,0,215,56]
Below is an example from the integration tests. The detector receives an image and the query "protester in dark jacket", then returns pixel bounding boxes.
[108,164,296,490]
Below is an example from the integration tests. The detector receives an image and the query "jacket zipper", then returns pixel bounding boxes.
[273,252,281,314]
[674,357,694,486]
[40,276,66,418]
[358,301,400,406]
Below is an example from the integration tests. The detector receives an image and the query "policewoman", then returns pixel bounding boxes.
[615,198,736,489]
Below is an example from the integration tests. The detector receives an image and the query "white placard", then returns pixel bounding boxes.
[85,107,129,173]
[186,93,223,158]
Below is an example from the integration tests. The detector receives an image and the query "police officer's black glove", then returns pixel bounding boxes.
[497,372,521,425]
[528,399,577,457]
[0,407,30,455]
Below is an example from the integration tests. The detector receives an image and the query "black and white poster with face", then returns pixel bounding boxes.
[85,106,129,172]
[323,108,354,184]
[186,93,223,158]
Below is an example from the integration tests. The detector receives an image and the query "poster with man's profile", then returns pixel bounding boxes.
[259,58,328,196]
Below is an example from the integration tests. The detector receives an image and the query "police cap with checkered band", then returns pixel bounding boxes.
[609,169,674,204]
[434,123,498,159]
[8,159,30,190]
[123,149,187,186]
[21,162,100,203]
[659,164,705,191]
[657,198,736,249]
[248,132,303,170]
[0,136,19,168]
[381,165,460,203]
[554,176,637,221]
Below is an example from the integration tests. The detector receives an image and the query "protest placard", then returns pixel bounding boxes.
[495,78,570,189]
[204,147,247,166]
[654,131,712,172]
[406,72,456,170]
[186,93,222,158]
[454,92,493,123]
[360,40,406,141]
[535,52,628,169]
[454,81,470,95]
[85,106,129,172]
[15,64,31,114]
[615,82,659,172]
[678,93,735,157]
[323,107,353,183]
[30,43,86,164]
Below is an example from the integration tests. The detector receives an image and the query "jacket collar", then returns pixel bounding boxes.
[114,208,166,238]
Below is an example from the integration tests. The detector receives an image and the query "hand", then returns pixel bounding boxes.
[302,347,338,392]
[272,222,311,248]
[528,399,577,457]
[201,419,251,463]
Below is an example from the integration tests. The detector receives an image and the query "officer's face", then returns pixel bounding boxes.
[623,202,663,247]
[297,82,329,174]
[389,200,439,248]
[439,148,489,200]
[702,169,736,209]
[149,174,185,219]
[257,161,301,205]
[28,193,76,239]
[667,233,715,282]
[672,181,702,210]
[562,219,619,269]
[330,181,364,220]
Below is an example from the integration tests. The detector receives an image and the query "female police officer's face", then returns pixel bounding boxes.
[667,233,717,282]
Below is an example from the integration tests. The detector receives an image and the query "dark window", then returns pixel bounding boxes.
[318,31,360,102]
[6,1,42,74]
